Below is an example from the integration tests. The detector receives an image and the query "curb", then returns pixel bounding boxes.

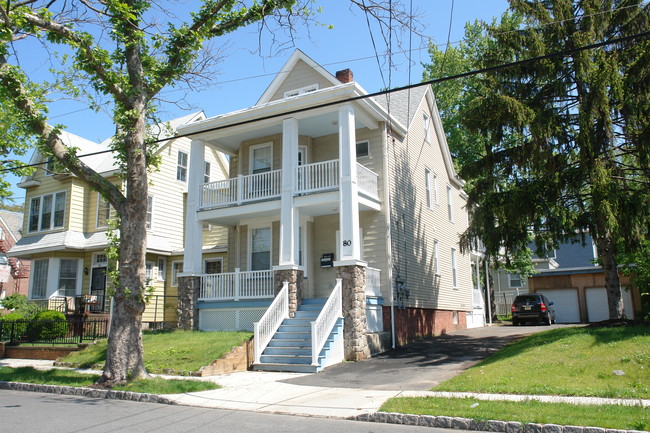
[0,381,176,405]
[349,412,649,433]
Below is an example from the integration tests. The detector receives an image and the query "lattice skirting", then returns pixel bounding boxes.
[199,308,266,331]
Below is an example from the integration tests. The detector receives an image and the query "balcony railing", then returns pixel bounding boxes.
[199,269,275,301]
[201,170,281,208]
[199,160,379,209]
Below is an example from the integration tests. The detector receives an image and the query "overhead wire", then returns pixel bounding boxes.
[1,29,648,175]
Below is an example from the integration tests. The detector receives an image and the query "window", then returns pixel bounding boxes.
[177,151,188,182]
[250,226,271,270]
[28,192,66,233]
[94,253,108,266]
[204,258,223,274]
[447,185,454,223]
[145,262,154,281]
[425,169,433,209]
[204,161,211,184]
[434,240,440,275]
[172,261,183,286]
[433,173,439,205]
[284,84,318,98]
[96,194,112,228]
[157,258,166,281]
[146,195,153,230]
[58,259,79,297]
[451,248,458,289]
[423,113,431,143]
[31,259,49,299]
[509,273,523,288]
[250,144,272,174]
[356,141,370,158]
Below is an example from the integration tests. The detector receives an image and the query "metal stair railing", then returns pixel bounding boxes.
[310,278,342,366]
[253,282,289,364]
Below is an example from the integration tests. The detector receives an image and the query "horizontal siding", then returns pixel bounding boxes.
[269,59,336,102]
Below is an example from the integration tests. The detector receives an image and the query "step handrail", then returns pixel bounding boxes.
[253,282,289,364]
[310,278,343,366]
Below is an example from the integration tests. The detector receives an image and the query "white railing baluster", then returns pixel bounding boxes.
[311,278,343,366]
[198,269,274,301]
[253,282,289,364]
[295,159,340,194]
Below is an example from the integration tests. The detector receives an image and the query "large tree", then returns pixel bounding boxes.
[0,0,417,387]
[454,0,649,320]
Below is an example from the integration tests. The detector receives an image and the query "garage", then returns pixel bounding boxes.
[586,287,634,322]
[537,288,580,323]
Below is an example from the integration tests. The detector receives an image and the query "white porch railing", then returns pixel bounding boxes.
[200,170,281,208]
[296,159,339,194]
[357,163,379,199]
[199,269,275,301]
[310,278,343,366]
[365,267,381,296]
[253,282,289,364]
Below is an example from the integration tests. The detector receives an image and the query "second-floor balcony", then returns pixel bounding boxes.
[199,159,379,210]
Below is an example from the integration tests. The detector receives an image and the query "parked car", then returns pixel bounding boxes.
[511,294,555,326]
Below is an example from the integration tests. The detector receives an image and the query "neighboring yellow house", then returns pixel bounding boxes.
[10,112,229,327]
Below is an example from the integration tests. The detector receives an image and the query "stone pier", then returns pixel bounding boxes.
[337,264,370,361]
[274,268,304,317]
[177,275,200,330]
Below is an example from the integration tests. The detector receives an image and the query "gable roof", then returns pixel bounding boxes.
[0,210,23,242]
[256,49,343,106]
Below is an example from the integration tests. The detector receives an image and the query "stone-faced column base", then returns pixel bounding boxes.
[337,264,370,361]
[177,275,200,330]
[274,268,304,317]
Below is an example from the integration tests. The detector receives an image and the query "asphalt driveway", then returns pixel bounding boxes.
[282,324,565,391]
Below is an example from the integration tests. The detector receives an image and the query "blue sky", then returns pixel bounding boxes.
[6,0,509,204]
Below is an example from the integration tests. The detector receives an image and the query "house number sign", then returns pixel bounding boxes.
[342,240,352,246]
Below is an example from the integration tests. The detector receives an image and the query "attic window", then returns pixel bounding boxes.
[284,84,318,99]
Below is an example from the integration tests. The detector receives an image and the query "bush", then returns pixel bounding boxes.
[28,310,69,340]
[0,311,29,339]
[0,294,42,319]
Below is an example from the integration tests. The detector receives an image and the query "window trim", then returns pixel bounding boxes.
[157,258,166,281]
[28,191,67,233]
[96,193,112,229]
[509,273,523,288]
[177,150,188,182]
[203,257,224,274]
[171,261,183,286]
[248,224,272,271]
[249,143,273,175]
[356,140,370,158]
[204,161,211,184]
[447,185,454,223]
[451,247,458,289]
[58,258,81,297]
[30,258,49,300]
[423,113,431,144]
[425,168,433,210]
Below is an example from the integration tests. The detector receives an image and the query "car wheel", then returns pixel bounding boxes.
[512,318,519,326]
[545,313,552,326]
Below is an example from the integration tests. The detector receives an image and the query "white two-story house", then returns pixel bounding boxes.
[176,50,479,372]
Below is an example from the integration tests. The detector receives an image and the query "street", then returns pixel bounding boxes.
[1,390,477,433]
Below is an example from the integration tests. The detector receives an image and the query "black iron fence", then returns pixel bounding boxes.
[0,317,109,345]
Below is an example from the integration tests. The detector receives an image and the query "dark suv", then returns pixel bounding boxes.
[511,293,555,326]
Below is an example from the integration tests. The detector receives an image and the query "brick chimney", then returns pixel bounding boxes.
[336,69,354,84]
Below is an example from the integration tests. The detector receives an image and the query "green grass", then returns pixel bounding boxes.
[436,325,650,399]
[61,330,253,375]
[0,366,218,394]
[380,397,649,430]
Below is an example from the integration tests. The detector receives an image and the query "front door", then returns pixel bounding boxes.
[90,267,107,312]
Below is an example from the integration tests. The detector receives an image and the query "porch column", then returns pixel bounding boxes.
[179,138,205,330]
[337,265,370,361]
[337,104,361,262]
[275,117,302,315]
[183,138,206,274]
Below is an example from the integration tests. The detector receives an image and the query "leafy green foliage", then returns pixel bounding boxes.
[0,294,42,319]
[621,240,650,319]
[28,310,68,340]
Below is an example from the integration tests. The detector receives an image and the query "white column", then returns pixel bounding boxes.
[336,104,362,264]
[183,139,205,274]
[278,117,299,267]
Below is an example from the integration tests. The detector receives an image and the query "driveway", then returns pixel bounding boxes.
[282,324,565,391]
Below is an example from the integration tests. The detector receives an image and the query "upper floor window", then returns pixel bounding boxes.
[29,191,66,233]
[96,193,113,228]
[434,240,440,276]
[284,84,318,99]
[250,144,272,174]
[425,169,433,209]
[146,195,153,230]
[204,161,211,184]
[451,247,458,289]
[177,151,188,182]
[423,113,431,144]
[44,158,55,176]
[356,141,370,158]
[509,273,523,288]
[447,185,454,223]
[157,258,166,281]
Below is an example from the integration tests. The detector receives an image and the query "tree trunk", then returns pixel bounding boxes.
[595,231,625,320]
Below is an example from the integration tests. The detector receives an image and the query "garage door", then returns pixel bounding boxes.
[537,289,580,323]
[586,287,634,322]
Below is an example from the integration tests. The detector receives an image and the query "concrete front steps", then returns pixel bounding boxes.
[253,298,343,373]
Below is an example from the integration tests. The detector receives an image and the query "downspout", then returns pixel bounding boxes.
[485,258,492,325]
[382,124,396,349]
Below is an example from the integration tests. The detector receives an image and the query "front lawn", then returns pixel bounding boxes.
[61,329,253,375]
[0,366,218,394]
[380,325,650,429]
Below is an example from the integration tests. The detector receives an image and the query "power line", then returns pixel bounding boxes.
[2,29,648,175]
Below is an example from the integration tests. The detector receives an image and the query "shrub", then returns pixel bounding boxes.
[0,311,29,339]
[28,310,69,340]
[0,294,42,319]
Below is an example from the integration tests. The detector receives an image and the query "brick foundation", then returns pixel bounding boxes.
[3,345,85,360]
[383,307,468,347]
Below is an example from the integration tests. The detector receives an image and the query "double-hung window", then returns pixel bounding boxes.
[451,248,458,289]
[447,185,454,223]
[509,274,523,288]
[425,169,433,209]
[31,259,49,299]
[146,195,153,230]
[172,261,183,286]
[250,226,271,271]
[58,259,79,297]
[423,113,431,143]
[96,193,112,228]
[177,151,188,182]
[28,192,66,233]
[204,161,211,184]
